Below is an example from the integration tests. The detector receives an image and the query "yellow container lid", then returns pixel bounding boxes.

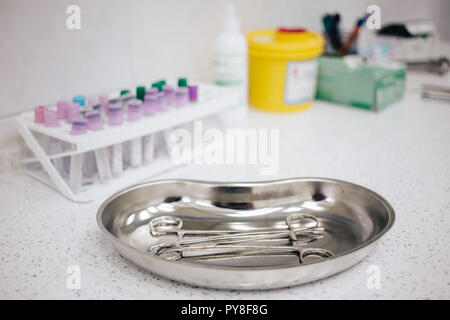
[247,28,324,59]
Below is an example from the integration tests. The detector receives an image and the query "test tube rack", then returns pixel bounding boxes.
[15,82,240,202]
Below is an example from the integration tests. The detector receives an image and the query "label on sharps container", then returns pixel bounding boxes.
[284,60,318,105]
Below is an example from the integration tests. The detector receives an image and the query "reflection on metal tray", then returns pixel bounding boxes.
[97,178,395,290]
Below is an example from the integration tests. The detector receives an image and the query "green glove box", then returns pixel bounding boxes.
[316,55,407,111]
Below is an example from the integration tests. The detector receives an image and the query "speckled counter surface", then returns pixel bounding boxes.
[1,75,449,299]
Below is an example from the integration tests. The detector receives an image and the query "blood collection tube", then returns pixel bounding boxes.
[127,99,143,168]
[86,110,112,183]
[69,119,87,194]
[43,110,65,175]
[107,103,124,176]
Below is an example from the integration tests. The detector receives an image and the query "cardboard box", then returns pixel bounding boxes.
[316,55,407,111]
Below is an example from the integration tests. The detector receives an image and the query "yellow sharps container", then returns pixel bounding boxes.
[247,28,324,112]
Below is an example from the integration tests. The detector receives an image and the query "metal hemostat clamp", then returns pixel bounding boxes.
[147,213,327,257]
[159,242,335,264]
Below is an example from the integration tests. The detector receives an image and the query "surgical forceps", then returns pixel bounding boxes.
[157,242,335,264]
[147,214,326,254]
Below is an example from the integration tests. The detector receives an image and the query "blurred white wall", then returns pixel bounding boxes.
[0,0,448,141]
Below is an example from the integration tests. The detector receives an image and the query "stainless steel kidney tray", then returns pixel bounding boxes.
[97,178,395,290]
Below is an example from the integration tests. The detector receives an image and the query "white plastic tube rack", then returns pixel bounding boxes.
[15,82,240,202]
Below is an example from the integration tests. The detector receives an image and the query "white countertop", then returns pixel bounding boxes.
[1,73,449,299]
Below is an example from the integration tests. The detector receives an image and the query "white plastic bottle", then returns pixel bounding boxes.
[213,3,248,109]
